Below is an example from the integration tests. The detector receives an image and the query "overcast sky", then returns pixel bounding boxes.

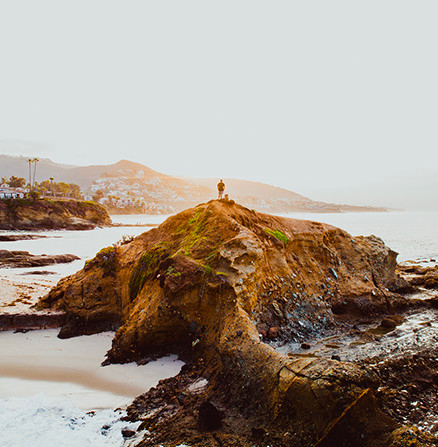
[0,1,437,209]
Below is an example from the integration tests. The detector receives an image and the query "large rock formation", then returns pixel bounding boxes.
[0,250,79,268]
[39,200,432,446]
[0,198,111,230]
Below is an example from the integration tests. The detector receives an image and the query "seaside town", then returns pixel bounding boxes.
[0,155,389,216]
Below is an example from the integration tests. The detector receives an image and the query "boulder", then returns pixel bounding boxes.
[0,249,79,268]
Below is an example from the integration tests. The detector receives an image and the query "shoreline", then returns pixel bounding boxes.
[0,329,184,410]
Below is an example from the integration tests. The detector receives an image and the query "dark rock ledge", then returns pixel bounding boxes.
[0,250,79,268]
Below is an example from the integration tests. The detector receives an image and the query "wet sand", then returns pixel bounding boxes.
[0,273,57,313]
[0,329,184,409]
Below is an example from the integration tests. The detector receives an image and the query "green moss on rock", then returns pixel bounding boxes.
[129,243,169,301]
[263,228,289,244]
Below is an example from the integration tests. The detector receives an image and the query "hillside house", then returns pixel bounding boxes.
[0,186,28,199]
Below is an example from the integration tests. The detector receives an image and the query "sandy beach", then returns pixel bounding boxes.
[0,273,57,313]
[0,329,184,410]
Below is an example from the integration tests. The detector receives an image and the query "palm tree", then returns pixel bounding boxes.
[27,158,33,190]
[32,158,39,189]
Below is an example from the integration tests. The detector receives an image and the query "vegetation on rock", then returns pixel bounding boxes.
[38,200,434,446]
[128,243,169,301]
[263,227,289,244]
[0,198,111,230]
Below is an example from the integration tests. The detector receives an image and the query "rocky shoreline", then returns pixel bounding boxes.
[0,198,111,230]
[30,200,437,446]
[0,234,50,241]
[0,249,79,268]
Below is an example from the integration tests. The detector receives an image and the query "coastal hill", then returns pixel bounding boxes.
[0,198,111,230]
[0,154,387,214]
[38,200,430,446]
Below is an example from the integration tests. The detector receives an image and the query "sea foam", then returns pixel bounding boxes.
[0,394,138,447]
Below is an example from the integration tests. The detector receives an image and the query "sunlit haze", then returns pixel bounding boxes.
[0,1,437,210]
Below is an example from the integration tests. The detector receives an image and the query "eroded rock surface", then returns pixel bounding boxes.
[0,234,49,241]
[0,198,111,230]
[0,250,79,268]
[38,200,435,446]
[398,264,438,290]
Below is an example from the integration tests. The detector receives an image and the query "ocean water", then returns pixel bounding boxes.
[1,211,437,445]
[0,329,183,447]
[0,395,138,447]
[280,211,438,263]
[1,212,437,279]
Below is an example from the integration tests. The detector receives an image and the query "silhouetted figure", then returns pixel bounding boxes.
[217,179,225,199]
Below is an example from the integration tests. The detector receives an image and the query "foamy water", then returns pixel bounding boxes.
[0,330,183,446]
[0,395,138,447]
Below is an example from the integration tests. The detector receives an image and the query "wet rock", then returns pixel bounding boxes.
[389,426,437,447]
[398,263,438,292]
[267,326,279,339]
[0,313,66,331]
[121,429,136,438]
[0,234,48,241]
[424,277,438,289]
[258,329,267,338]
[0,250,79,268]
[251,427,265,439]
[426,296,438,309]
[301,342,311,349]
[198,401,223,431]
[369,348,438,439]
[380,318,398,329]
[330,268,338,279]
[0,198,111,230]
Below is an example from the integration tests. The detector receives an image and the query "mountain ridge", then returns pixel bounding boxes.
[0,154,387,214]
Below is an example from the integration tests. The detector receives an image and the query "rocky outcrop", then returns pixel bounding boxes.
[0,312,66,331]
[0,250,79,268]
[0,234,48,241]
[0,198,111,230]
[398,264,438,290]
[38,200,429,446]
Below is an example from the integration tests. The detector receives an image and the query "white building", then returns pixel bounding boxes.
[0,187,28,199]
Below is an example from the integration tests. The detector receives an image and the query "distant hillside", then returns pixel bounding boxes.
[187,178,310,201]
[0,155,174,189]
[0,154,387,214]
[0,155,75,183]
[186,178,390,213]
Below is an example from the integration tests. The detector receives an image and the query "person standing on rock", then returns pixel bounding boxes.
[217,179,225,199]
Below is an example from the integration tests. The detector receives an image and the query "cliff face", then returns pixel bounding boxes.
[0,198,111,230]
[40,200,403,342]
[38,200,417,446]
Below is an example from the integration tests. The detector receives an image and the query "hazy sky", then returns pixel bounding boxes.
[0,1,437,209]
